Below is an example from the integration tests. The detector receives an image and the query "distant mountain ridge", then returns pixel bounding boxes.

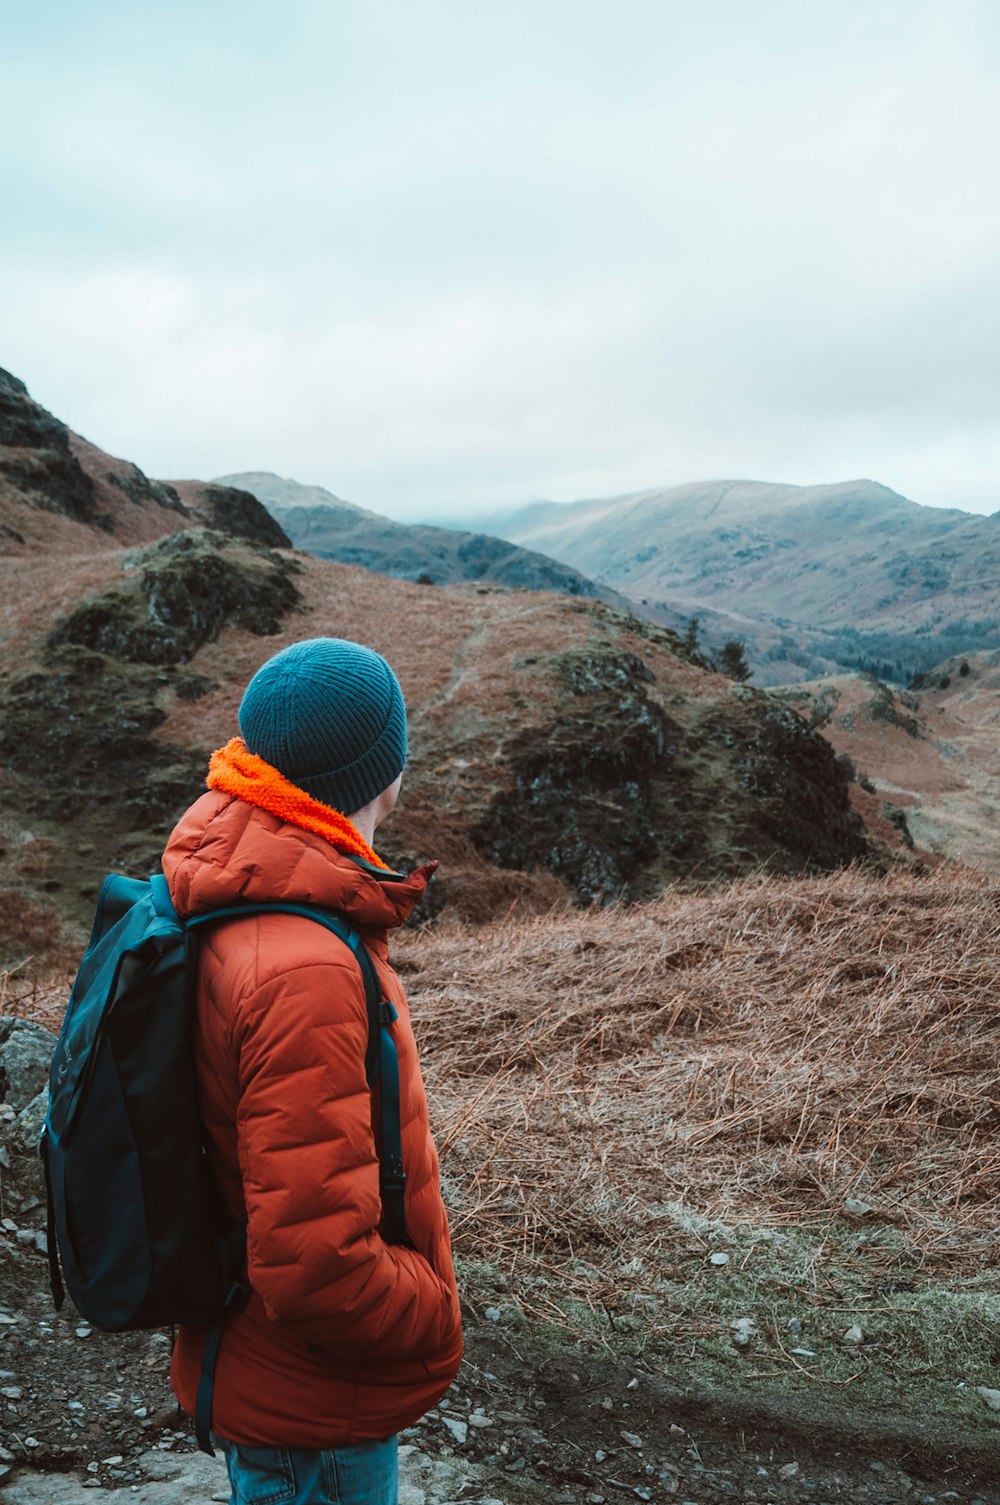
[492,478,1000,681]
[216,470,621,602]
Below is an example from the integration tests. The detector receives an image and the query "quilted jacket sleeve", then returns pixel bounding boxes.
[231,956,458,1361]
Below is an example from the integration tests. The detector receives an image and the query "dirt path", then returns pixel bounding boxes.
[2,1257,998,1505]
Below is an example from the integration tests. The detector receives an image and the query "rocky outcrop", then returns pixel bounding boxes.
[105,464,186,516]
[702,692,872,871]
[177,482,292,549]
[0,530,304,929]
[471,649,871,904]
[48,531,301,666]
[475,648,675,902]
[0,647,207,828]
[0,369,98,524]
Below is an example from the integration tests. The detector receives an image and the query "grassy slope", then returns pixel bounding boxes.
[394,864,1000,1433]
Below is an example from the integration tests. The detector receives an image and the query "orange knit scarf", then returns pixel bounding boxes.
[207,737,390,870]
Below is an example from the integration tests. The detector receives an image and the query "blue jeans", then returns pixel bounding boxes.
[217,1435,398,1505]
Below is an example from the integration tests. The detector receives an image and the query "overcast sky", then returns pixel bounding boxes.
[3,1,999,518]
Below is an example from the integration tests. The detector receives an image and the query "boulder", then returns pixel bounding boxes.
[0,1019,55,1112]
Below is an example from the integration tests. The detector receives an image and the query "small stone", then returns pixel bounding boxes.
[669,1423,685,1437]
[842,1197,872,1216]
[790,1347,817,1357]
[1,1386,23,1399]
[15,1229,35,1246]
[601,1396,614,1410]
[23,1437,40,1448]
[87,1462,100,1473]
[627,1377,639,1390]
[33,1230,48,1255]
[620,1430,643,1449]
[787,1317,803,1334]
[133,1406,148,1418]
[976,1386,1000,1410]
[103,1454,125,1465]
[442,1416,467,1445]
[595,1449,607,1462]
[731,1316,755,1346]
[76,1326,92,1339]
[709,1251,730,1266]
[483,1306,502,1322]
[842,1324,864,1345]
[634,1490,653,1501]
[778,1462,799,1479]
[467,1413,493,1428]
[67,1401,84,1410]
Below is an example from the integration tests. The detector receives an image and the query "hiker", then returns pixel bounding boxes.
[161,637,462,1504]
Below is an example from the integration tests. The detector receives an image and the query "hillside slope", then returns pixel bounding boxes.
[496,478,1000,678]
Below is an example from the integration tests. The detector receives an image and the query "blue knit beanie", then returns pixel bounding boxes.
[238,638,407,814]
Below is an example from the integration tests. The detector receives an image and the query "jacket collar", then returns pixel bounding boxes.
[163,773,436,936]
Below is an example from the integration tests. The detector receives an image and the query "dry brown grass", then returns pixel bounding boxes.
[5,863,1000,1395]
[400,864,1000,1317]
[0,886,72,975]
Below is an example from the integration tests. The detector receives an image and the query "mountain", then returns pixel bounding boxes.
[0,368,287,555]
[493,478,1000,681]
[215,470,614,599]
[0,373,879,951]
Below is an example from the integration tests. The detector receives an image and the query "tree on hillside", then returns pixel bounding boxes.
[715,638,752,683]
[683,615,701,655]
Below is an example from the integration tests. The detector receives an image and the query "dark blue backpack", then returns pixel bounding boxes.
[41,870,408,1452]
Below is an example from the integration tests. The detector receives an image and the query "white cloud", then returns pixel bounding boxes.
[2,0,999,517]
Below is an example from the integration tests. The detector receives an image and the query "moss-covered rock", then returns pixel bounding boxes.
[475,648,677,903]
[49,530,301,665]
[0,647,205,825]
[471,648,872,904]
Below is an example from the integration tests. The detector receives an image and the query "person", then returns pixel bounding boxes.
[160,636,462,1505]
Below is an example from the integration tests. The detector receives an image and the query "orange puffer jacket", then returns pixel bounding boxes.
[162,788,462,1447]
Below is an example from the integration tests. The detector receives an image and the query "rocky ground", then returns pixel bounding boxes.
[1,1016,998,1504]
[2,1277,999,1504]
